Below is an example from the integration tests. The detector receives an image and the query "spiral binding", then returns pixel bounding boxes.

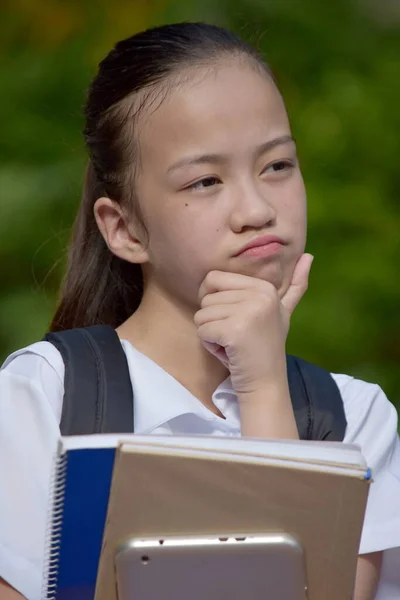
[41,451,69,600]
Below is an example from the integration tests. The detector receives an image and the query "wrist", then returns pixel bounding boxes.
[237,380,299,440]
[236,376,290,405]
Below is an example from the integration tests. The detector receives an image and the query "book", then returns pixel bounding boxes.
[42,434,371,600]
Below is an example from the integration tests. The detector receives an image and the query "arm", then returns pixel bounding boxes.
[354,552,382,600]
[0,353,63,600]
[0,579,25,600]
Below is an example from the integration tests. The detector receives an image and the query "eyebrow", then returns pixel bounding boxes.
[166,135,296,174]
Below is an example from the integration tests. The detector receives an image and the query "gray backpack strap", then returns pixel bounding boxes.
[286,355,347,441]
[43,325,134,436]
[44,327,346,441]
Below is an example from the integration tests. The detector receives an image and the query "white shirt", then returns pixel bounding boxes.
[0,340,399,600]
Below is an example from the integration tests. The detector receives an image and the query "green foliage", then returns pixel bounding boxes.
[1,0,399,409]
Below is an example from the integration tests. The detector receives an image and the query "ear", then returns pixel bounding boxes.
[94,197,149,264]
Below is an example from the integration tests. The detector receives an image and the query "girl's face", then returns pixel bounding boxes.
[134,61,307,309]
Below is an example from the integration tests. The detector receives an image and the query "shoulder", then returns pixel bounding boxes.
[0,342,65,598]
[1,341,65,423]
[331,373,400,556]
[331,372,398,449]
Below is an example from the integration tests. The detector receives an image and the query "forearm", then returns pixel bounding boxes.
[237,379,299,439]
[354,553,382,600]
[0,579,25,600]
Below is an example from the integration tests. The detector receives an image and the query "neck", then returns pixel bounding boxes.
[116,283,229,413]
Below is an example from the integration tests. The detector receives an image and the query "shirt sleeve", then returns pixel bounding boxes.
[333,373,400,554]
[0,346,63,600]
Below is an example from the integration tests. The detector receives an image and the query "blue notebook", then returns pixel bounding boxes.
[42,434,371,600]
[45,445,116,600]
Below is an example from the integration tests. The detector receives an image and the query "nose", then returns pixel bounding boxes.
[229,180,276,233]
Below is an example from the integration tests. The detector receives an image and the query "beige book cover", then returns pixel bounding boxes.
[95,442,369,600]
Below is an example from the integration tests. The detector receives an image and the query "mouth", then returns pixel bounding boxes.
[234,234,286,258]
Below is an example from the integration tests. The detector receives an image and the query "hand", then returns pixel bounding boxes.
[194,254,314,396]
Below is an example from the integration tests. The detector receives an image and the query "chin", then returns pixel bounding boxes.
[270,273,286,296]
[242,261,284,290]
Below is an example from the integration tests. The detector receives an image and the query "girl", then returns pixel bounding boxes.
[0,22,399,600]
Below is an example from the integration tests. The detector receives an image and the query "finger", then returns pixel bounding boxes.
[202,341,229,366]
[200,289,250,308]
[198,270,273,303]
[194,305,231,328]
[281,253,314,315]
[197,319,231,351]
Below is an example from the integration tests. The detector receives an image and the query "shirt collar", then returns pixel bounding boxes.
[121,340,237,434]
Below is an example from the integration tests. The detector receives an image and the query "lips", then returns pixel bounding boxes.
[235,234,286,256]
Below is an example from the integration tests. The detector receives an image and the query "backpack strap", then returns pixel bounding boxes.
[44,326,346,441]
[43,325,134,436]
[286,355,347,441]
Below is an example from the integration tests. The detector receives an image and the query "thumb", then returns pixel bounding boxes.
[281,253,314,315]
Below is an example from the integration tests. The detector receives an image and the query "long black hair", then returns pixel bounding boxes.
[50,22,273,331]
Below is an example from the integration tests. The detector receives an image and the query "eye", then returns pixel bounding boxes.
[187,176,221,191]
[263,160,294,174]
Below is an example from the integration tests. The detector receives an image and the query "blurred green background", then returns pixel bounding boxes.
[1,0,399,411]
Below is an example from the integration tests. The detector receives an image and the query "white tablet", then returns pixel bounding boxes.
[115,533,308,599]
